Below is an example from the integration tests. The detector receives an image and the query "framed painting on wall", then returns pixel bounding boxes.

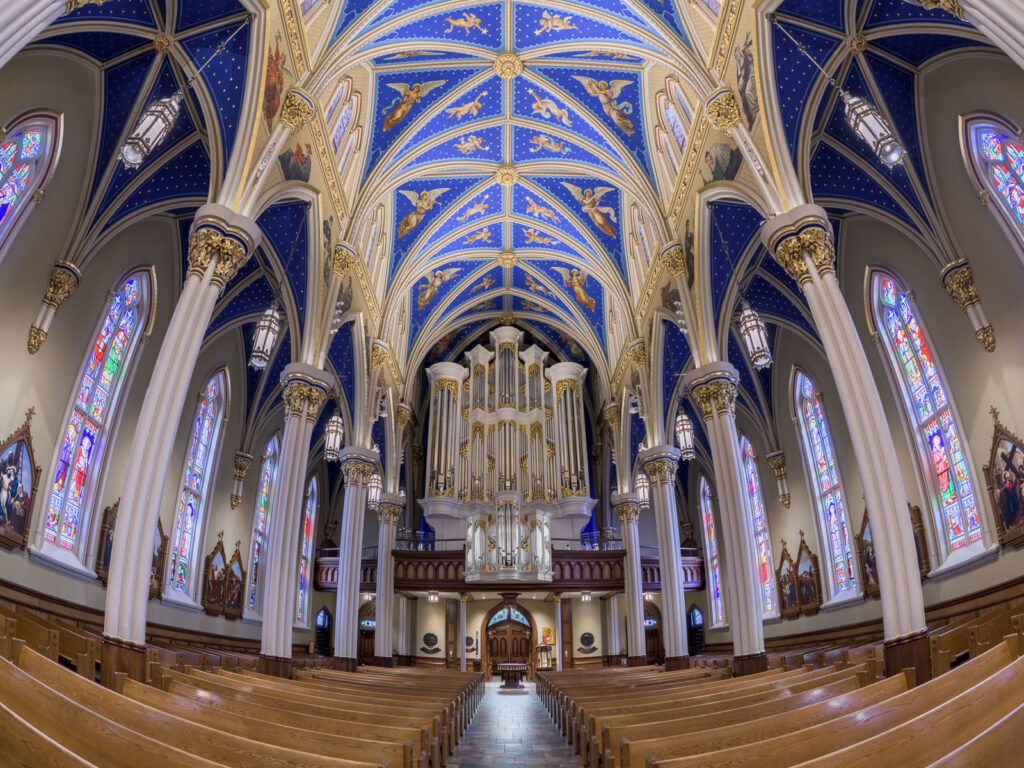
[795,536,822,616]
[0,409,41,551]
[983,408,1024,549]
[776,542,799,619]
[855,510,880,599]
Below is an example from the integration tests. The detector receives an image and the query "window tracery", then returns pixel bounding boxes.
[0,112,58,256]
[296,476,317,624]
[699,475,725,627]
[740,435,777,616]
[247,435,280,613]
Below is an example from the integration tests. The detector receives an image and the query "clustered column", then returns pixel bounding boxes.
[639,446,689,669]
[373,494,404,666]
[611,493,646,665]
[762,204,928,679]
[601,593,622,665]
[684,364,766,675]
[1,1,101,70]
[102,205,259,685]
[332,448,378,671]
[553,595,563,672]
[459,594,468,672]
[258,367,330,676]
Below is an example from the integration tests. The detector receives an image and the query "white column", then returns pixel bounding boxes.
[762,206,927,669]
[948,0,1024,72]
[258,367,330,668]
[459,595,468,672]
[396,594,411,664]
[554,595,563,672]
[684,365,766,669]
[603,594,622,665]
[640,446,689,667]
[332,448,378,669]
[0,1,70,71]
[373,494,402,666]
[612,493,646,663]
[103,206,259,656]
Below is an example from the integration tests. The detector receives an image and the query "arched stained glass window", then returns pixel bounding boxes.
[740,435,777,616]
[44,271,150,555]
[871,273,982,551]
[793,372,856,596]
[699,476,725,627]
[247,435,279,612]
[0,112,58,252]
[696,0,722,17]
[296,476,318,624]
[167,372,226,595]
[967,120,1024,233]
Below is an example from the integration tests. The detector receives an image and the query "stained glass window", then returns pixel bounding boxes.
[45,272,149,553]
[872,273,982,551]
[971,124,1024,231]
[740,435,777,615]
[699,476,725,627]
[794,372,857,596]
[167,372,226,595]
[664,101,686,150]
[697,0,722,16]
[296,476,317,624]
[0,114,56,247]
[247,436,279,612]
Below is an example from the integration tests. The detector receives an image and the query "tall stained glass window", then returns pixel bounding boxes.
[0,113,57,250]
[793,372,856,596]
[872,272,982,551]
[45,272,150,553]
[167,372,226,595]
[740,435,777,615]
[247,436,279,612]
[699,476,725,627]
[968,122,1024,234]
[296,477,318,624]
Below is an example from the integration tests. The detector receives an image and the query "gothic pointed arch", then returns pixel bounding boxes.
[0,110,60,262]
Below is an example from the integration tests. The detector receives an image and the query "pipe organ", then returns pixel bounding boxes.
[420,326,595,582]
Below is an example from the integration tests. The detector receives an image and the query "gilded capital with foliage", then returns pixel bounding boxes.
[603,402,620,430]
[370,343,389,371]
[331,243,359,278]
[378,500,403,525]
[766,450,786,480]
[705,90,742,133]
[41,261,81,310]
[283,379,329,422]
[625,341,647,370]
[340,457,376,487]
[188,227,249,287]
[976,324,996,352]
[643,458,678,487]
[941,260,980,310]
[691,378,736,419]
[919,0,964,20]
[232,452,254,482]
[280,90,314,132]
[660,243,688,279]
[771,225,834,284]
[395,402,413,431]
[614,501,640,525]
[65,0,106,13]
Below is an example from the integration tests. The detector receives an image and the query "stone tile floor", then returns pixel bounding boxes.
[447,681,584,768]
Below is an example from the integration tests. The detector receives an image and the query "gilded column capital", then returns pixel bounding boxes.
[40,261,82,309]
[766,450,786,480]
[339,455,377,487]
[940,259,980,310]
[377,500,403,525]
[705,89,742,133]
[771,225,834,284]
[918,0,964,20]
[395,402,413,431]
[659,241,688,279]
[65,0,106,13]
[614,501,640,525]
[643,457,679,487]
[279,89,315,132]
[331,242,359,278]
[188,227,249,287]
[690,378,736,419]
[282,377,329,422]
[976,324,996,352]
[370,341,390,371]
[624,340,647,369]
[230,451,254,508]
[603,402,620,430]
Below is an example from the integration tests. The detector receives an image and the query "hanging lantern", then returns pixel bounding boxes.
[581,591,592,602]
[120,93,182,168]
[367,472,382,512]
[324,412,344,462]
[428,590,439,603]
[249,305,281,368]
[842,92,904,167]
[675,412,695,462]
[738,300,772,370]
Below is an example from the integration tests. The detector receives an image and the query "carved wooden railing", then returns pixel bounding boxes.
[313,547,704,593]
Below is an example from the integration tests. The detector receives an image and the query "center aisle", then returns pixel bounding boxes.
[448,680,584,768]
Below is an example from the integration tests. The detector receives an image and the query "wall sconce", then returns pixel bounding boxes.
[428,590,439,603]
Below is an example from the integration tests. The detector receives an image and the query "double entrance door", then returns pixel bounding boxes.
[486,620,532,677]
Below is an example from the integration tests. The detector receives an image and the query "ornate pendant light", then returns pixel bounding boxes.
[324,412,345,462]
[770,15,904,168]
[120,16,251,169]
[675,411,695,462]
[738,300,772,370]
[249,304,281,368]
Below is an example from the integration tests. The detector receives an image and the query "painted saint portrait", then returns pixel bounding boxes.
[702,142,743,183]
[278,142,313,182]
[0,411,40,551]
[204,547,227,613]
[734,33,758,130]
[225,558,244,615]
[263,33,288,131]
[984,410,1024,549]
[778,557,797,615]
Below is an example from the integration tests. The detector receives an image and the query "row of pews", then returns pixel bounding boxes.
[0,628,482,767]
[538,633,1024,768]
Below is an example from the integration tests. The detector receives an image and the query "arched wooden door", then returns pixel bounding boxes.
[644,600,664,664]
[482,603,536,679]
[315,607,332,656]
[357,599,375,665]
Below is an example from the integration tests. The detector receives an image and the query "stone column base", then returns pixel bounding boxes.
[373,655,395,668]
[664,655,690,671]
[100,634,149,689]
[258,653,293,679]
[626,655,648,667]
[332,656,358,672]
[733,651,769,677]
[884,629,931,684]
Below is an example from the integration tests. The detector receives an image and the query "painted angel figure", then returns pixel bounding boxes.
[417,268,460,311]
[561,182,617,237]
[552,267,597,311]
[572,76,635,136]
[382,80,446,131]
[397,187,449,237]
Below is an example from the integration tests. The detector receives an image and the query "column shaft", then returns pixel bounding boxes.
[612,494,646,664]
[554,597,563,672]
[1,2,67,71]
[373,496,402,666]
[459,597,467,672]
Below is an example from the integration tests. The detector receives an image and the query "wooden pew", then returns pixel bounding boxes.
[616,672,907,768]
[0,605,59,662]
[156,666,440,768]
[15,645,384,768]
[929,609,989,675]
[927,698,1024,766]
[648,638,1021,767]
[0,698,97,768]
[967,606,1016,658]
